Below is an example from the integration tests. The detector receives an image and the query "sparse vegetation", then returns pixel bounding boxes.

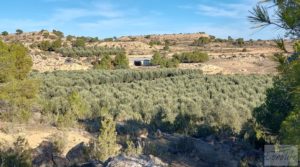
[192,37,211,46]
[56,46,125,57]
[173,51,209,63]
[151,52,179,68]
[149,40,161,47]
[234,38,245,47]
[38,39,62,51]
[49,132,67,155]
[72,37,86,48]
[52,30,64,38]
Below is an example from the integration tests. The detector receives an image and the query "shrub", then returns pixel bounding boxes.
[234,38,245,47]
[104,38,114,42]
[151,52,163,66]
[50,132,67,155]
[150,52,178,68]
[161,58,179,68]
[145,35,151,39]
[113,53,129,69]
[293,41,300,53]
[38,39,62,51]
[0,137,32,167]
[68,91,90,119]
[192,37,211,46]
[16,29,23,35]
[90,116,119,162]
[94,55,113,70]
[173,51,209,63]
[124,139,142,156]
[0,41,32,82]
[42,31,50,38]
[163,45,169,51]
[1,31,8,36]
[72,38,86,47]
[149,40,161,46]
[51,39,62,50]
[0,41,38,123]
[66,35,74,41]
[52,30,64,38]
[38,41,52,51]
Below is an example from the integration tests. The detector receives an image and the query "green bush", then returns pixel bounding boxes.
[52,30,64,38]
[89,116,119,162]
[173,51,209,63]
[94,55,113,70]
[42,31,50,39]
[293,41,300,53]
[0,80,39,123]
[66,35,74,41]
[192,37,211,46]
[151,52,179,68]
[149,40,161,46]
[0,137,32,167]
[38,41,51,51]
[50,133,67,155]
[0,41,38,123]
[0,42,33,82]
[124,139,142,156]
[16,29,23,35]
[68,91,90,119]
[72,38,86,47]
[1,31,8,36]
[113,53,129,69]
[51,39,62,50]
[160,58,179,68]
[234,38,245,47]
[151,52,163,66]
[38,39,62,51]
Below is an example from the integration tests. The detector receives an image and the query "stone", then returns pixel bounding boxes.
[66,142,90,166]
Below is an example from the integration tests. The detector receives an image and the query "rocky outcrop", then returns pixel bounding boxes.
[32,141,65,167]
[66,142,90,166]
[106,155,168,167]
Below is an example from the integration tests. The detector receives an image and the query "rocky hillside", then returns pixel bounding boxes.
[0,30,290,74]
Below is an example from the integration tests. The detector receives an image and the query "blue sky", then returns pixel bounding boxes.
[0,0,284,39]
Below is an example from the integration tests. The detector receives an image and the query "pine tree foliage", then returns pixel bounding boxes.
[249,0,300,37]
[90,116,119,162]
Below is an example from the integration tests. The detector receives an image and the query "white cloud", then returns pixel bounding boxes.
[180,0,255,18]
[196,4,239,17]
[50,2,124,23]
